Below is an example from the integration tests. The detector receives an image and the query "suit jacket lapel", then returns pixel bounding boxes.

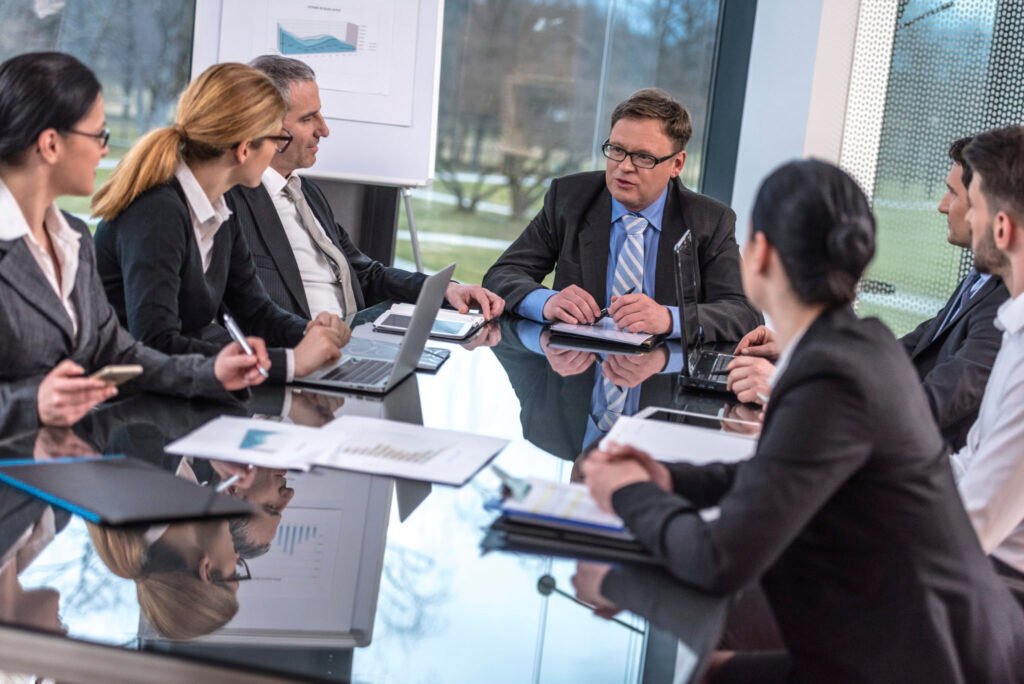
[655,180,687,304]
[0,238,75,345]
[245,186,311,318]
[912,276,997,356]
[579,190,612,306]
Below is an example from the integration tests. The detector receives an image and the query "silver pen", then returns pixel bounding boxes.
[223,312,270,379]
[216,473,241,493]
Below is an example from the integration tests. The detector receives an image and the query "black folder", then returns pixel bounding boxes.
[0,455,253,526]
[481,515,658,565]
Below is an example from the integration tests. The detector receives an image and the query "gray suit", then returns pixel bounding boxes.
[0,213,234,432]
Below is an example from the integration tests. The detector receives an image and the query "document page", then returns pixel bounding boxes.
[550,318,654,347]
[601,416,756,465]
[307,416,508,485]
[502,479,633,539]
[165,416,319,470]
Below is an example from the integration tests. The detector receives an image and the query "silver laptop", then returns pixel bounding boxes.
[296,263,456,394]
[674,232,734,393]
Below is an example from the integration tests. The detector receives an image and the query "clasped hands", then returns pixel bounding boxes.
[542,285,671,334]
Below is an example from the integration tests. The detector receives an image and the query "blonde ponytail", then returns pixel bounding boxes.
[91,62,285,222]
[91,127,182,222]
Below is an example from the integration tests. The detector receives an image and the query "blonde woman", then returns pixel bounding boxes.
[88,520,243,640]
[0,52,268,430]
[93,63,348,384]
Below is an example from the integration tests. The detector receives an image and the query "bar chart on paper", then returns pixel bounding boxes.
[243,508,344,598]
[278,21,360,55]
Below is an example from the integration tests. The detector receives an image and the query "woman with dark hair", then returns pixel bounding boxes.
[583,160,1024,682]
[0,51,269,429]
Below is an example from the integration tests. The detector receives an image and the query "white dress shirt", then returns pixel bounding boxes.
[951,292,1024,573]
[0,178,81,334]
[174,163,232,274]
[262,168,347,318]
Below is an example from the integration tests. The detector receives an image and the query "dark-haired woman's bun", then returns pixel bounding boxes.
[826,217,875,274]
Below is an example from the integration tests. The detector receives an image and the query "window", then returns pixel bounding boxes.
[396,0,724,284]
[0,0,196,224]
[843,0,1023,334]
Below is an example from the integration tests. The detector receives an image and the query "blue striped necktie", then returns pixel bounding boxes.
[612,214,647,298]
[598,214,648,432]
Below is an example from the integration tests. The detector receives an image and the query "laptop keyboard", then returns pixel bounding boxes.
[322,359,393,385]
[694,352,734,377]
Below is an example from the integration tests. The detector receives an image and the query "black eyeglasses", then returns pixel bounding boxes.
[64,127,111,148]
[263,129,293,154]
[213,556,252,584]
[601,140,680,170]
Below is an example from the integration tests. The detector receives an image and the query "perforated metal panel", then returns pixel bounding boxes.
[841,0,1024,335]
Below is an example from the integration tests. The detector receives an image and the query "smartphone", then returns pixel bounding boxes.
[89,364,143,386]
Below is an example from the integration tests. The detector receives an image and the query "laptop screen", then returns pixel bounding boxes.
[672,231,701,349]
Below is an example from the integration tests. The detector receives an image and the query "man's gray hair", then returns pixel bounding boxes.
[248,55,316,104]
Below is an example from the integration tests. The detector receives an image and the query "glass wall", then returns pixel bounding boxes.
[0,0,196,222]
[396,0,724,283]
[849,0,1023,335]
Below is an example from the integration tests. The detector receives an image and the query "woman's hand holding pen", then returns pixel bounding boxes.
[215,337,271,390]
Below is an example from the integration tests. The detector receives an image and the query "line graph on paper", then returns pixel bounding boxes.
[278,20,361,55]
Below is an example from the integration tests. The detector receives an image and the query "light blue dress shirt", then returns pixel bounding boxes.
[515,186,682,339]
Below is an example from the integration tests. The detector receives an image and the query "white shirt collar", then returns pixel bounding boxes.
[996,291,1024,336]
[174,162,232,230]
[770,320,814,388]
[261,166,293,197]
[0,177,81,247]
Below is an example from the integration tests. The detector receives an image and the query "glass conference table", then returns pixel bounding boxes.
[0,316,757,683]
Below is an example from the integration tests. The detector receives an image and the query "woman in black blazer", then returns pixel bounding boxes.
[92,63,348,383]
[0,52,267,430]
[584,160,1024,682]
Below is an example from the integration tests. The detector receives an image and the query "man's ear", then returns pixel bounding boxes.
[749,231,771,275]
[998,210,1022,252]
[197,553,213,583]
[36,129,61,164]
[670,151,687,179]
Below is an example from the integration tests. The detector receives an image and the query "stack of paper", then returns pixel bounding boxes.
[501,478,633,540]
[550,318,659,348]
[166,415,508,487]
[600,415,756,465]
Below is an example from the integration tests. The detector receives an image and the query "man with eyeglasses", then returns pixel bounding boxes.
[482,88,760,343]
[227,56,504,324]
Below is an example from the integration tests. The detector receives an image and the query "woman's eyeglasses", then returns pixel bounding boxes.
[263,130,293,154]
[212,556,252,584]
[64,127,111,148]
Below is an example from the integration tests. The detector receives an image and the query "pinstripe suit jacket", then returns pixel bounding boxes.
[0,213,231,432]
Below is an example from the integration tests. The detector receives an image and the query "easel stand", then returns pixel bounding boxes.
[400,187,425,273]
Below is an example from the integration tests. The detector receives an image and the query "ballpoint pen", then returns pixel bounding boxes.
[593,286,636,324]
[216,473,241,493]
[492,464,532,501]
[223,311,270,379]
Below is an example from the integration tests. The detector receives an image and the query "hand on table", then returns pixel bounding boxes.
[609,293,672,335]
[571,562,621,619]
[294,325,346,378]
[582,445,661,513]
[601,348,669,388]
[446,283,505,320]
[540,329,596,377]
[542,285,601,325]
[37,360,117,426]
[460,322,502,351]
[725,356,775,406]
[215,337,271,390]
[288,389,345,426]
[307,312,352,348]
[734,325,779,360]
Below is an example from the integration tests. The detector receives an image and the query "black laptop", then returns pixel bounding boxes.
[673,231,735,393]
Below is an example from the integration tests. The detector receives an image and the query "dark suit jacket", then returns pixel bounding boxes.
[0,215,234,433]
[226,179,426,318]
[611,305,1024,683]
[900,275,1008,450]
[481,171,761,343]
[94,180,308,383]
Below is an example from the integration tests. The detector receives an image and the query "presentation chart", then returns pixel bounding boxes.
[342,442,442,464]
[276,522,322,556]
[278,21,359,55]
[242,507,344,599]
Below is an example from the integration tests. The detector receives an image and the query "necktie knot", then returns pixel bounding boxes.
[284,176,304,203]
[623,214,648,236]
